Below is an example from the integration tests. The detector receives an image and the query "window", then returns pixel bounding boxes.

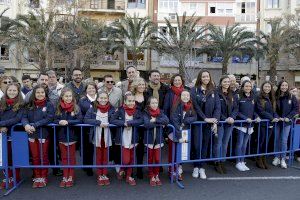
[297,0,300,5]
[0,45,9,61]
[210,6,216,13]
[29,0,39,8]
[241,2,246,13]
[90,0,99,9]
[159,0,178,10]
[267,0,279,8]
[190,3,196,9]
[107,0,115,9]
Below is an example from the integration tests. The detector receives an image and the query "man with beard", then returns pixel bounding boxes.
[66,68,85,102]
[145,70,169,109]
[121,66,137,95]
[24,73,50,103]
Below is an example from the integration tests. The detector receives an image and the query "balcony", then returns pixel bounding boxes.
[125,60,146,71]
[90,60,120,70]
[127,1,146,9]
[78,0,125,14]
[236,14,256,23]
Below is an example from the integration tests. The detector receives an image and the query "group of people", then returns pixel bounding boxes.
[0,66,299,189]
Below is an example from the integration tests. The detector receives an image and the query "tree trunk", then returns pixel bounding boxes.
[178,60,185,78]
[269,59,277,85]
[222,59,228,75]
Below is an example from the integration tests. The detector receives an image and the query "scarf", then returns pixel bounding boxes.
[97,103,111,113]
[6,98,16,106]
[183,101,192,112]
[149,82,161,102]
[34,98,46,108]
[87,94,97,102]
[123,104,137,116]
[171,85,184,105]
[60,101,74,113]
[149,107,161,118]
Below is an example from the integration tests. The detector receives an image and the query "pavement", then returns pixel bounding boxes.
[1,158,300,200]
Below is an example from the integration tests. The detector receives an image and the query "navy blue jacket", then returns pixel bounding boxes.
[84,106,115,126]
[0,107,24,136]
[217,88,238,121]
[170,103,197,142]
[22,101,55,139]
[236,93,258,127]
[190,87,221,120]
[54,106,82,143]
[143,110,169,145]
[163,87,189,118]
[78,96,94,116]
[276,94,299,125]
[256,94,279,121]
[110,107,143,145]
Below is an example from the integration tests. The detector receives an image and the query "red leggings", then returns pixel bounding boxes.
[168,140,177,173]
[121,147,134,178]
[29,139,49,178]
[148,148,161,178]
[96,147,108,176]
[59,143,76,178]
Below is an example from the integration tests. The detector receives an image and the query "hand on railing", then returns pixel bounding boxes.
[100,122,109,128]
[255,117,261,123]
[225,117,234,124]
[272,118,280,123]
[59,120,68,126]
[246,118,252,123]
[0,127,8,133]
[24,124,35,134]
[205,118,218,124]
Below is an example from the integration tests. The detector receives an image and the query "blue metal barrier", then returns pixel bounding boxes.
[6,123,176,194]
[0,132,9,195]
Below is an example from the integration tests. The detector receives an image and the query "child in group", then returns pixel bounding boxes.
[22,85,55,188]
[84,91,115,186]
[170,90,197,180]
[110,91,143,186]
[0,83,24,188]
[143,96,169,186]
[273,81,299,168]
[235,80,261,172]
[55,87,82,188]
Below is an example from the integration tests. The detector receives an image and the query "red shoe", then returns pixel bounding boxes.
[38,178,47,188]
[103,175,110,186]
[149,177,156,187]
[117,171,125,180]
[178,174,183,181]
[32,178,40,188]
[155,175,162,186]
[0,178,14,189]
[126,177,136,186]
[65,177,74,188]
[97,176,105,186]
[59,177,68,188]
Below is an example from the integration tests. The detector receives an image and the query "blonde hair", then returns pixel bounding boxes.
[130,77,147,95]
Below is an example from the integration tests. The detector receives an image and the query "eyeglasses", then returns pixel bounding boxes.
[106,81,114,84]
[3,81,11,84]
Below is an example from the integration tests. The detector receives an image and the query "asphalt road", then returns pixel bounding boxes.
[2,159,300,200]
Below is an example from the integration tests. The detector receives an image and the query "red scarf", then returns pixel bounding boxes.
[171,85,184,105]
[6,98,16,106]
[183,101,192,112]
[97,103,111,113]
[149,107,160,118]
[123,104,136,116]
[34,98,46,108]
[60,101,74,113]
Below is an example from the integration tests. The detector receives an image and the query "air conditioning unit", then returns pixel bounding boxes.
[169,13,176,20]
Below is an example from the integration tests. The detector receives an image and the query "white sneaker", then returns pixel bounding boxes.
[199,168,207,179]
[236,162,246,172]
[297,157,300,163]
[178,165,183,175]
[280,159,287,169]
[272,157,281,166]
[242,162,250,171]
[192,167,199,178]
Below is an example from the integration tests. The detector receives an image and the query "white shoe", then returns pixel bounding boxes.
[192,167,199,178]
[297,157,300,163]
[199,168,207,179]
[272,157,281,166]
[236,162,246,172]
[242,162,250,171]
[178,165,183,175]
[280,159,287,169]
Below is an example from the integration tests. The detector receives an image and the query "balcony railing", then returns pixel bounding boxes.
[0,55,9,61]
[78,0,125,12]
[90,60,120,70]
[125,60,146,70]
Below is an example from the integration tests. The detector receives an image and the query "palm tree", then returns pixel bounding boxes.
[258,18,286,83]
[154,12,205,79]
[1,9,57,72]
[109,14,155,69]
[207,23,256,75]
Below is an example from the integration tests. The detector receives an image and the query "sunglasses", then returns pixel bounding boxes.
[106,81,114,84]
[3,81,11,84]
